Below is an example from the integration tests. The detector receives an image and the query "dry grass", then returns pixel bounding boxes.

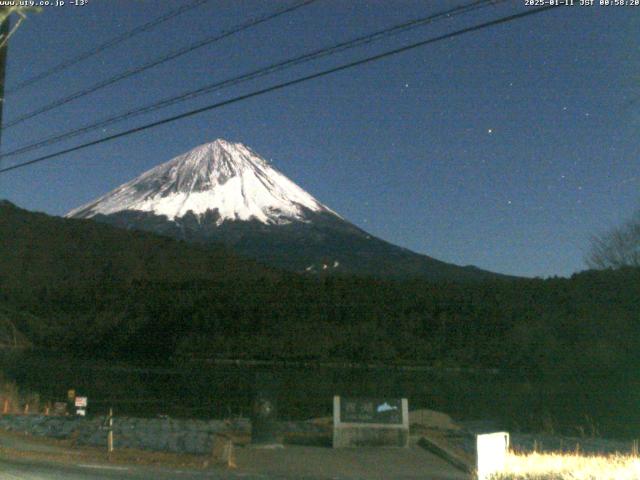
[0,369,44,414]
[0,374,22,414]
[490,451,640,480]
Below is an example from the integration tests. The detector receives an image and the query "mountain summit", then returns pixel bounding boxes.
[68,139,335,225]
[68,139,503,281]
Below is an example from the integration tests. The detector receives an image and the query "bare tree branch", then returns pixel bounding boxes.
[587,210,640,269]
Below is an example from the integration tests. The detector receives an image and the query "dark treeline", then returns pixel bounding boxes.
[4,265,639,380]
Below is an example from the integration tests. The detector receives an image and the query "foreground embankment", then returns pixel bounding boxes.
[2,411,637,459]
[0,414,330,454]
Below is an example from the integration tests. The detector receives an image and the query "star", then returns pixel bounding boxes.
[487,128,493,134]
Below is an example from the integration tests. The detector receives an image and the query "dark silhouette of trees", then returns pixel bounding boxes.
[587,209,640,269]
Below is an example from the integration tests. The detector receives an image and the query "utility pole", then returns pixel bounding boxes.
[0,6,40,153]
[0,9,10,151]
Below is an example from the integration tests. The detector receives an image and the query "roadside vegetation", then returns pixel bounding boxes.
[0,372,39,414]
[491,451,640,480]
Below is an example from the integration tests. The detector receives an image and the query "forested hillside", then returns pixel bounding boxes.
[2,200,638,381]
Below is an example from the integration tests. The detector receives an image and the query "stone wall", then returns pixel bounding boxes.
[0,415,247,454]
[0,415,330,454]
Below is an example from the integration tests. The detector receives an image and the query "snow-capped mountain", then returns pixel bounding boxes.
[68,139,336,225]
[68,139,502,281]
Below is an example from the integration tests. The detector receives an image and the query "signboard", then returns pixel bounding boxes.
[74,396,88,407]
[333,396,409,448]
[476,432,510,480]
[340,398,403,424]
[67,389,75,401]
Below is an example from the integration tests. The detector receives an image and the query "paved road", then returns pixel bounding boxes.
[0,457,274,480]
[234,445,469,480]
[0,430,469,479]
[0,454,469,480]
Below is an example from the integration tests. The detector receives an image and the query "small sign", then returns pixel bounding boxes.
[74,396,88,407]
[76,408,86,417]
[67,389,75,401]
[477,432,510,480]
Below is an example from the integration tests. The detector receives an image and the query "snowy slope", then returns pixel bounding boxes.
[67,139,337,225]
[66,138,505,281]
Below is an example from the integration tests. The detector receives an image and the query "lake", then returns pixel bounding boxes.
[2,351,637,439]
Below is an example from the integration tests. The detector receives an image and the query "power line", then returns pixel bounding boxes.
[6,0,212,95]
[0,0,502,161]
[2,0,317,129]
[0,5,557,176]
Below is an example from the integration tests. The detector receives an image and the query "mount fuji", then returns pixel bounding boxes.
[67,139,500,281]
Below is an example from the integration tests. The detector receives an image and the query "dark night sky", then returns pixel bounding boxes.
[0,0,638,278]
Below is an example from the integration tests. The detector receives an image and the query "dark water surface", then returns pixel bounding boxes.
[2,352,637,439]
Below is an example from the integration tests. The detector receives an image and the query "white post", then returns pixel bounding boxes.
[401,398,409,430]
[476,432,509,480]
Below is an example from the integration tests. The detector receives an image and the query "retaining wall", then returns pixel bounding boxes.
[0,415,329,454]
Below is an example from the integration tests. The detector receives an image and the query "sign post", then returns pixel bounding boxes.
[107,408,114,459]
